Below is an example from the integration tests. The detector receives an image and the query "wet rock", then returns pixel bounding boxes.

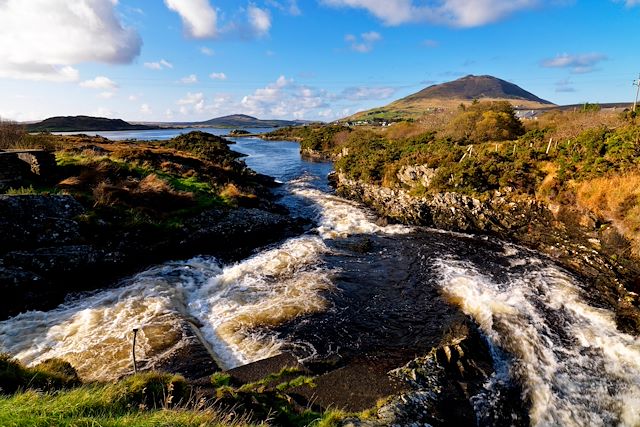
[343,322,528,427]
[335,173,640,334]
[4,245,124,277]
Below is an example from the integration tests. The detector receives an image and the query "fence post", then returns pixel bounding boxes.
[132,328,139,374]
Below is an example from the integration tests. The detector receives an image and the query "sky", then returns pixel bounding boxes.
[0,0,639,122]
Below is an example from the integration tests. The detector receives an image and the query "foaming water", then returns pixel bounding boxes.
[288,175,412,238]
[437,255,640,427]
[0,259,221,380]
[185,236,333,368]
[0,160,413,377]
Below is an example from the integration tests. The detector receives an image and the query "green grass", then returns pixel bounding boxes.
[0,388,257,427]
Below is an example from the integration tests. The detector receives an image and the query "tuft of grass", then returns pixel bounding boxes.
[210,372,231,388]
[0,353,80,394]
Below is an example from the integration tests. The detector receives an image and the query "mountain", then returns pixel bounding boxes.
[345,75,555,122]
[189,114,305,128]
[28,116,161,132]
[403,75,553,105]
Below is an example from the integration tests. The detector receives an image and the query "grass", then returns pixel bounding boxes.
[0,381,258,427]
[577,173,640,254]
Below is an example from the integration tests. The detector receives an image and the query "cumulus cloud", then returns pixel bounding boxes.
[144,59,174,70]
[80,76,118,90]
[180,74,199,84]
[248,5,272,36]
[0,0,141,81]
[541,53,607,74]
[173,77,400,121]
[321,0,540,27]
[241,76,330,119]
[345,31,382,53]
[165,0,218,38]
[210,72,228,80]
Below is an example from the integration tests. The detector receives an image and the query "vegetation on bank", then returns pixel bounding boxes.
[270,102,640,253]
[0,354,352,427]
[1,129,271,230]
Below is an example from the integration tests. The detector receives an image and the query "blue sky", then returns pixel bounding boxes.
[0,0,638,122]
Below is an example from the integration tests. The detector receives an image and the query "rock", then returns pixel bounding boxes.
[0,195,85,253]
[4,245,124,277]
[335,173,640,335]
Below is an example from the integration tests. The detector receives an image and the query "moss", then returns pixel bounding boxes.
[210,372,231,388]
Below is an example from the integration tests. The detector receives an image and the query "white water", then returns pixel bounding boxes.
[0,174,410,379]
[437,253,640,427]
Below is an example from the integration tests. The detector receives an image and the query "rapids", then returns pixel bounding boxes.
[1,135,638,426]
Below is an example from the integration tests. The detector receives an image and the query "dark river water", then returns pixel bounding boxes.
[2,130,639,426]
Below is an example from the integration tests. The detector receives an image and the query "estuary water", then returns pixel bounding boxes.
[1,130,639,426]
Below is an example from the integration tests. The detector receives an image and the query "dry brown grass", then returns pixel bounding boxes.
[527,109,627,142]
[577,173,640,254]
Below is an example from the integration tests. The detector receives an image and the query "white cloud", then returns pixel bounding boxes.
[98,91,115,99]
[541,53,607,74]
[345,31,382,53]
[80,76,118,90]
[144,59,174,70]
[165,0,217,38]
[247,5,272,36]
[128,95,138,102]
[140,104,152,114]
[177,92,206,113]
[340,86,397,101]
[92,107,115,118]
[322,0,540,27]
[241,75,330,119]
[0,0,141,81]
[266,0,301,15]
[180,74,199,84]
[200,47,215,56]
[210,72,228,80]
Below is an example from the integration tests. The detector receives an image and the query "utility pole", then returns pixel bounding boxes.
[633,74,640,112]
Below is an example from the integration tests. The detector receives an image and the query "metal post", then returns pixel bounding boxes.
[633,75,640,112]
[132,328,139,374]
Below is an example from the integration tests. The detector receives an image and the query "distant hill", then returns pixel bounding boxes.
[344,75,555,122]
[403,75,553,105]
[187,114,306,129]
[28,116,160,132]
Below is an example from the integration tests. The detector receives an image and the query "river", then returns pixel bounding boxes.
[1,130,639,426]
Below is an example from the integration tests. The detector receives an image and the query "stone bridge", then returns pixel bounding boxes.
[0,149,57,190]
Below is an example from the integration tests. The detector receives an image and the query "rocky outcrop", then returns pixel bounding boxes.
[335,173,640,334]
[0,195,304,319]
[342,321,528,427]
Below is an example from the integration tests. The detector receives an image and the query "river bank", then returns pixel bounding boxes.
[0,131,305,319]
